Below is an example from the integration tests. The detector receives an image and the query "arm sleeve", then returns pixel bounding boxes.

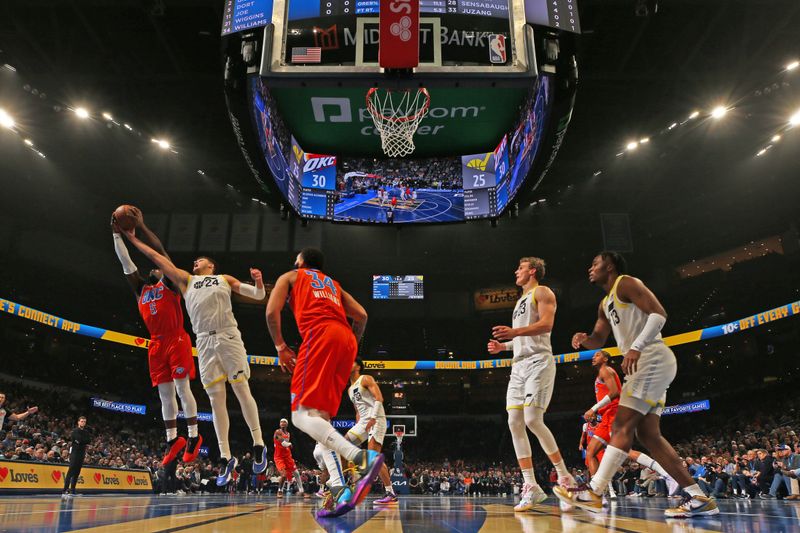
[630,313,666,352]
[238,282,266,300]
[113,233,138,275]
[503,341,513,351]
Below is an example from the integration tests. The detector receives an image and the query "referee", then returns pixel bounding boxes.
[63,416,92,498]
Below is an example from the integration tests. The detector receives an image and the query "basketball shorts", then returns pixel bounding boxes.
[274,452,296,476]
[148,331,195,386]
[291,322,357,417]
[347,417,387,446]
[506,354,556,411]
[592,406,617,446]
[196,327,251,388]
[619,343,677,416]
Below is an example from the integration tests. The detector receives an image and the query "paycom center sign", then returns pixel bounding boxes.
[270,87,527,157]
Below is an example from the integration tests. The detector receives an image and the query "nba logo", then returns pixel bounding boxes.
[488,34,507,64]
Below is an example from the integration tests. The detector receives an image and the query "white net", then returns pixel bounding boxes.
[366,88,431,157]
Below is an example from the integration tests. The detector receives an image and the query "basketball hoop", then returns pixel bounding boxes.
[393,424,406,447]
[366,88,431,158]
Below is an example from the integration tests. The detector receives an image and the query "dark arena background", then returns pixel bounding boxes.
[2,0,800,531]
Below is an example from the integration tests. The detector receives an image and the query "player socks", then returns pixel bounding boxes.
[321,446,346,487]
[590,446,628,494]
[685,484,705,498]
[522,468,536,486]
[552,460,570,479]
[166,427,178,441]
[188,424,198,438]
[635,452,670,479]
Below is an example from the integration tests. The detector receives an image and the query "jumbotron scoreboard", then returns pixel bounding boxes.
[373,275,425,300]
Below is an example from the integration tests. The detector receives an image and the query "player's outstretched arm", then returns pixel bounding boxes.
[120,229,190,293]
[341,290,368,343]
[125,207,172,261]
[224,269,268,301]
[571,302,612,350]
[111,215,146,297]
[8,406,38,422]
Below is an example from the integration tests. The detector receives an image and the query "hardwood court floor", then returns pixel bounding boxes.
[1,493,799,532]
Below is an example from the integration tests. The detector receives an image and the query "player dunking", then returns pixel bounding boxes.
[273,418,305,497]
[554,252,718,517]
[119,228,269,487]
[487,257,576,512]
[266,247,384,518]
[583,350,678,497]
[111,211,202,466]
[346,358,398,506]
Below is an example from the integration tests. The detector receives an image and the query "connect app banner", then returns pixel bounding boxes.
[0,460,152,493]
[2,297,798,371]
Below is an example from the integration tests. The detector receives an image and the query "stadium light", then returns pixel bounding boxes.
[688,110,700,119]
[23,138,33,146]
[102,112,113,121]
[151,138,170,150]
[786,60,799,71]
[790,109,800,127]
[668,122,678,130]
[74,107,90,119]
[639,137,650,143]
[710,106,728,119]
[756,148,767,157]
[626,141,638,151]
[771,134,781,142]
[123,123,132,130]
[0,108,14,129]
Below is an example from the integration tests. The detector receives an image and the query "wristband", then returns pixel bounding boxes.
[591,395,611,412]
[503,341,513,351]
[275,343,287,352]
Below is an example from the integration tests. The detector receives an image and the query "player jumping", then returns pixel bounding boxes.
[345,357,398,506]
[487,256,576,512]
[111,210,202,467]
[119,227,270,487]
[554,251,718,518]
[266,247,383,518]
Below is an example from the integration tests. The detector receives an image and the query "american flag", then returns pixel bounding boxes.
[291,47,322,63]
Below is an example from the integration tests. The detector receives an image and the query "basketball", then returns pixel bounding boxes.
[113,205,138,231]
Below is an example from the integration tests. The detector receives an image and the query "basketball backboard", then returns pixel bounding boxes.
[261,0,536,84]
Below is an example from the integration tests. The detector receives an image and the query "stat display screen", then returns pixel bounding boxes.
[372,275,424,300]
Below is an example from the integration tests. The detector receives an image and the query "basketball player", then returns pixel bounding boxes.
[273,418,305,497]
[119,228,269,487]
[111,212,202,466]
[346,357,398,506]
[266,247,384,517]
[554,252,718,518]
[487,257,576,512]
[0,393,38,430]
[583,350,677,497]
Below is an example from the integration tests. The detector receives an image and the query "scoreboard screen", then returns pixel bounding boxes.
[221,0,273,35]
[289,0,509,19]
[372,275,424,300]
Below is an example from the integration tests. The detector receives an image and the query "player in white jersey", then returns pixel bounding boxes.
[120,229,270,486]
[554,251,719,518]
[487,257,576,512]
[345,358,398,506]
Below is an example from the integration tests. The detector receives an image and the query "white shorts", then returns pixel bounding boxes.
[196,327,251,388]
[506,355,556,411]
[346,417,387,446]
[619,343,677,416]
